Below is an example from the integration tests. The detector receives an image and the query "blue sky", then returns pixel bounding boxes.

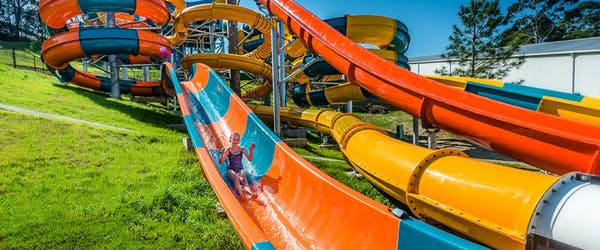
[239,0,514,57]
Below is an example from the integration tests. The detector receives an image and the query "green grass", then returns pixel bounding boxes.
[0,65,242,249]
[0,41,44,69]
[291,139,400,208]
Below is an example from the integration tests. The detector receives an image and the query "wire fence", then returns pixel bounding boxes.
[0,40,51,75]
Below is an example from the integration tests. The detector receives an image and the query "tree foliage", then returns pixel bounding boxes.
[438,0,522,79]
[502,0,600,45]
[502,0,578,45]
[0,0,42,41]
[561,1,600,39]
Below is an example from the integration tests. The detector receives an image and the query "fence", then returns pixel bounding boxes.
[0,40,50,75]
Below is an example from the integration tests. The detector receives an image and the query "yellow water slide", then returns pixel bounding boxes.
[424,75,504,89]
[180,53,273,98]
[169,3,274,99]
[538,96,600,125]
[425,75,600,126]
[250,104,600,249]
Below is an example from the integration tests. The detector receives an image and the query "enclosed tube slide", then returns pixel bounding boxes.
[292,82,374,107]
[251,104,600,250]
[258,0,600,175]
[164,62,486,249]
[39,0,172,96]
[291,15,411,107]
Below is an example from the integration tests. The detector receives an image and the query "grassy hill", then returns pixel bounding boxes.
[0,64,242,248]
[0,61,399,248]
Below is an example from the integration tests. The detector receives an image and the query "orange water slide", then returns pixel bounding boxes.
[165,62,488,249]
[258,0,600,175]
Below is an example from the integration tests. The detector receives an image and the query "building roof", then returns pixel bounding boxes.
[409,36,600,63]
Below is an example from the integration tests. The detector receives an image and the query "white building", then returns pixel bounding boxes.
[408,37,600,98]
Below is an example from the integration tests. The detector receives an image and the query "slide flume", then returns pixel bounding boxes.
[258,0,600,175]
[164,62,486,249]
[39,0,172,96]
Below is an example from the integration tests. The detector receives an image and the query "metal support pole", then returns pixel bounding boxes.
[271,20,282,136]
[321,133,329,146]
[427,129,439,149]
[172,95,178,112]
[412,117,419,146]
[571,53,577,94]
[143,66,150,82]
[345,101,353,113]
[121,67,128,80]
[277,20,286,107]
[82,58,88,73]
[396,124,404,140]
[104,62,109,77]
[107,12,120,99]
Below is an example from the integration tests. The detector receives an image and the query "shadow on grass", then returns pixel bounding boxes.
[435,137,523,162]
[53,84,182,129]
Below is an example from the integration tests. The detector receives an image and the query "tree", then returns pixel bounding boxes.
[438,0,522,79]
[0,0,41,41]
[502,0,579,46]
[561,1,600,39]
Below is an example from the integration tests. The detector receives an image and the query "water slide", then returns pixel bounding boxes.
[427,75,600,126]
[289,15,410,107]
[38,0,600,249]
[39,0,172,96]
[168,3,275,99]
[250,102,600,249]
[163,62,489,249]
[258,0,600,176]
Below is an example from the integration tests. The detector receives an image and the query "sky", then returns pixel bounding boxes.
[239,0,514,57]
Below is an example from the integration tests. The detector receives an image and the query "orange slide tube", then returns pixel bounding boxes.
[258,0,600,175]
[39,0,169,29]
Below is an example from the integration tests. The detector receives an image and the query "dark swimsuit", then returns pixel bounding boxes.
[227,150,243,173]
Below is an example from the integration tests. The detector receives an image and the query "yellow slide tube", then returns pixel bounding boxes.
[346,15,397,48]
[181,53,273,99]
[170,3,272,60]
[165,0,186,17]
[251,105,562,249]
[322,83,366,104]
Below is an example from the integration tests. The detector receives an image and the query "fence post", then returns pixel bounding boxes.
[12,46,16,68]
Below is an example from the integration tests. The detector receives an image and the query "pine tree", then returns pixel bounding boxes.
[561,1,600,39]
[438,0,522,79]
[502,0,579,46]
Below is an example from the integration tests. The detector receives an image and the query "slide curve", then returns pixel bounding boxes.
[39,0,172,96]
[164,62,486,249]
[258,0,600,175]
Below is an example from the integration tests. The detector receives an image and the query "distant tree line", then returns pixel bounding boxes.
[438,0,599,79]
[0,0,43,42]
